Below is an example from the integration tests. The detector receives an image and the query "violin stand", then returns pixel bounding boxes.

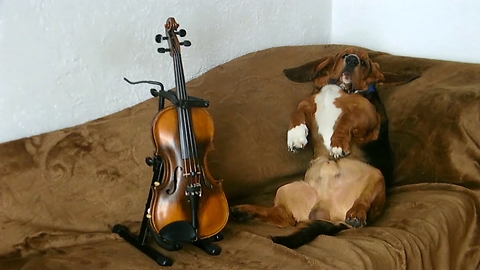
[112,86,223,267]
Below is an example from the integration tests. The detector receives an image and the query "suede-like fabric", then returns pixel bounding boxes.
[0,45,479,269]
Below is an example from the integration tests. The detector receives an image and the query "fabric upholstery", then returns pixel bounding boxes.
[0,45,479,270]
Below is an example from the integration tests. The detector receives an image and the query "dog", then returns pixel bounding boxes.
[230,47,419,249]
[284,47,396,183]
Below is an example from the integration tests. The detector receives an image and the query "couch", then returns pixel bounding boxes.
[1,45,479,270]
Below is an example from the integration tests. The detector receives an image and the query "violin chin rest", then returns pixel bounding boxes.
[159,220,197,243]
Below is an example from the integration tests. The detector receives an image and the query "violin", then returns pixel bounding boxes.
[147,17,229,242]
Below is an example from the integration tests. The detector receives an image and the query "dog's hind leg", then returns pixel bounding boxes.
[345,168,385,228]
[230,204,296,227]
[230,181,318,228]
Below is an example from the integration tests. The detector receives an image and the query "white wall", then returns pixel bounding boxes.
[331,0,480,64]
[0,0,332,143]
[2,0,480,144]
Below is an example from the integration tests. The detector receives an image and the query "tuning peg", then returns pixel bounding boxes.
[175,29,187,37]
[155,34,168,43]
[180,40,191,47]
[157,48,170,53]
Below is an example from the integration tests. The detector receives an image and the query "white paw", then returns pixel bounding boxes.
[287,124,308,152]
[330,147,344,159]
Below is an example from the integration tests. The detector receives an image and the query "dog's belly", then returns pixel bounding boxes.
[305,158,373,223]
[314,85,342,150]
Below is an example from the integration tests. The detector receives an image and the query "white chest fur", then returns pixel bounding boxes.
[314,85,342,150]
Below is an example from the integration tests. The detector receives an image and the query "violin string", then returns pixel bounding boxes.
[172,50,187,158]
[174,52,199,160]
[173,50,190,173]
[172,43,198,183]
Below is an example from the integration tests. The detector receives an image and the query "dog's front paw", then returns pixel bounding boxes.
[287,124,308,152]
[330,147,348,159]
[345,205,367,228]
[330,136,351,159]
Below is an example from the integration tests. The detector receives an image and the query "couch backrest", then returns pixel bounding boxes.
[375,53,480,189]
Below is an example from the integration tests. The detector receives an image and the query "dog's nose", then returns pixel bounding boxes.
[345,55,359,66]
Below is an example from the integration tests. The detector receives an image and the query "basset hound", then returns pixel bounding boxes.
[231,47,419,249]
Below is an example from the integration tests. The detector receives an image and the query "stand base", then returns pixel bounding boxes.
[112,224,223,266]
[192,239,222,255]
[112,224,173,266]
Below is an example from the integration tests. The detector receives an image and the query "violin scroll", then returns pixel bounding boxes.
[156,17,191,55]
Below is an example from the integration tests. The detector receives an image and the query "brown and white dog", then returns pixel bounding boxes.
[230,47,419,249]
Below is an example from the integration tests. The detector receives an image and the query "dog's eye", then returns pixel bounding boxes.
[342,54,349,58]
[360,60,366,66]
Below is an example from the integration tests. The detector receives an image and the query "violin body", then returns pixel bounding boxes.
[149,106,229,239]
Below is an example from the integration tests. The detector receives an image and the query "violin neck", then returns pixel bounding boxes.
[172,51,188,101]
[171,52,198,161]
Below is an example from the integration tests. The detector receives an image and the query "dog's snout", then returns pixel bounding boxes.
[345,55,359,66]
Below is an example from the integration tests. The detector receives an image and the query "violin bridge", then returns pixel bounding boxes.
[182,171,202,177]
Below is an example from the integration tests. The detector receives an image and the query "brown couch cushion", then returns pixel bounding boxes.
[1,184,478,270]
[376,55,480,188]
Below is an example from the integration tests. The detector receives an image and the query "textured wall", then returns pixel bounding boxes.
[331,0,480,64]
[0,0,332,143]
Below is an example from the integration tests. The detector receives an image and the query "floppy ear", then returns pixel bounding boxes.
[283,56,335,83]
[379,72,421,86]
[368,56,421,86]
[365,61,386,85]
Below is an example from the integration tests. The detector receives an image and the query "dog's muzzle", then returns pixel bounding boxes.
[345,54,359,67]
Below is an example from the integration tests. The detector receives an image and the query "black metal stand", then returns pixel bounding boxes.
[112,80,223,266]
